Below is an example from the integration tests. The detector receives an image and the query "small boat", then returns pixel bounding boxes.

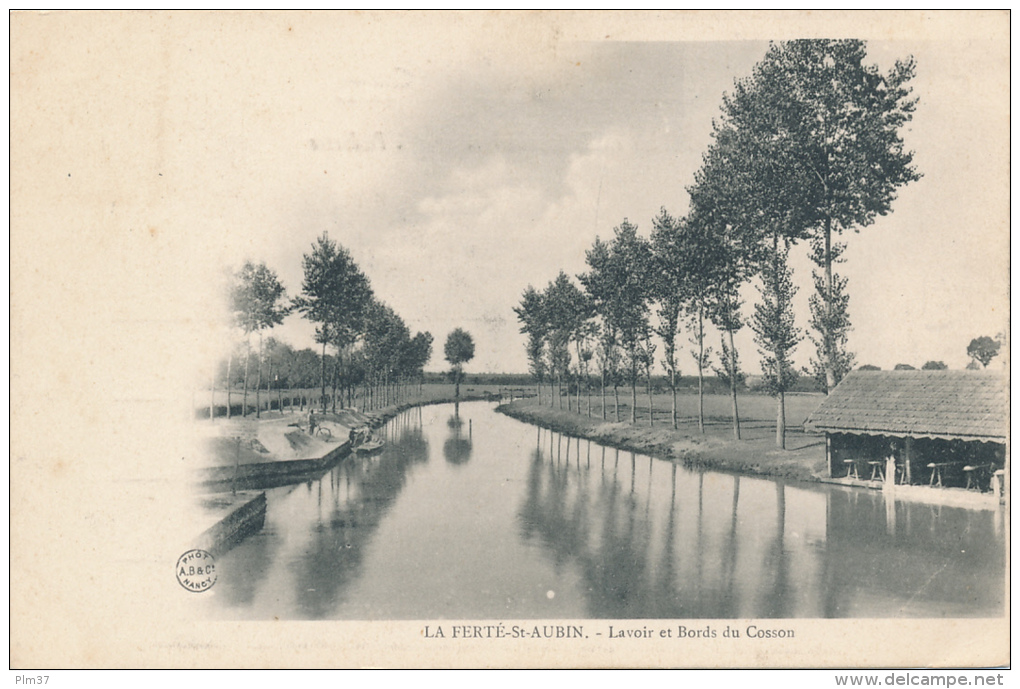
[356,437,386,454]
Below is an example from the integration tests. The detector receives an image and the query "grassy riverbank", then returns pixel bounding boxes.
[497,393,830,484]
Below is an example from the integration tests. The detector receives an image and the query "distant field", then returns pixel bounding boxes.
[421,371,827,395]
[510,387,824,436]
[198,383,825,435]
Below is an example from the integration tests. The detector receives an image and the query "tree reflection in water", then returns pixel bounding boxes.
[518,428,655,617]
[291,408,431,618]
[213,407,430,619]
[210,404,1005,620]
[515,426,1004,619]
[443,404,473,466]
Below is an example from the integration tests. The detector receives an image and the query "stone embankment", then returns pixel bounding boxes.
[191,393,497,553]
[192,491,268,557]
[198,393,499,487]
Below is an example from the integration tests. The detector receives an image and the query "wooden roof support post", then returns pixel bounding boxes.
[904,437,913,485]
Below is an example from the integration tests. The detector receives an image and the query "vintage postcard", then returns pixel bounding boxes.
[10,11,1010,670]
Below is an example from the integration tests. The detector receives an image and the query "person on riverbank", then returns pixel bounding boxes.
[308,410,317,437]
[885,441,899,488]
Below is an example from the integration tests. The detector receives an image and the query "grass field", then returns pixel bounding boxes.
[498,392,830,483]
[500,386,826,441]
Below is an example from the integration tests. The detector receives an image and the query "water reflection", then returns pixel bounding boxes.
[212,512,280,608]
[294,413,432,618]
[208,408,430,619]
[820,488,1004,617]
[443,404,472,466]
[516,426,1003,619]
[208,403,1004,620]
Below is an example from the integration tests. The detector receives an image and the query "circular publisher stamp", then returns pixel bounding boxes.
[176,549,218,592]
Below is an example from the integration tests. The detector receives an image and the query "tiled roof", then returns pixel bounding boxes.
[806,370,1008,442]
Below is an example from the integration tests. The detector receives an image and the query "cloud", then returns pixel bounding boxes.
[175,35,1007,375]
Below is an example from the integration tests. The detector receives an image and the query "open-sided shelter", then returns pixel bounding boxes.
[806,370,1007,490]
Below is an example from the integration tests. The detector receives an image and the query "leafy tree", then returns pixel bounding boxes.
[714,39,921,391]
[685,128,770,435]
[444,328,475,399]
[363,300,410,408]
[751,243,801,448]
[967,336,1001,368]
[404,332,434,397]
[687,115,805,444]
[858,364,881,371]
[388,318,413,405]
[230,260,289,418]
[580,220,652,424]
[639,326,656,427]
[295,233,373,412]
[346,348,370,410]
[221,342,239,419]
[687,305,713,434]
[681,216,731,435]
[263,337,291,414]
[894,363,916,370]
[921,360,947,371]
[541,276,570,410]
[291,347,322,408]
[546,334,569,409]
[542,272,590,412]
[805,239,856,391]
[569,293,596,415]
[649,208,698,430]
[579,238,620,420]
[710,284,746,441]
[684,179,752,440]
[220,342,253,389]
[593,317,620,421]
[574,326,596,417]
[514,286,548,406]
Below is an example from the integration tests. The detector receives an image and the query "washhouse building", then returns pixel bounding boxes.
[806,370,1007,492]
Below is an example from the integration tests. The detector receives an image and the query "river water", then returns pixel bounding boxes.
[202,401,1005,620]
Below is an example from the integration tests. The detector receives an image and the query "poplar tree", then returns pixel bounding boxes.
[715,39,921,391]
[710,284,745,441]
[579,238,620,421]
[649,208,696,430]
[543,272,590,412]
[594,220,652,425]
[514,286,548,406]
[752,242,801,448]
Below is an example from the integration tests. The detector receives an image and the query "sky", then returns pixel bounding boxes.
[12,12,1011,393]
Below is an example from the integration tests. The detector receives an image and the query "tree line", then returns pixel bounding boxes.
[515,40,922,449]
[214,232,436,419]
[858,334,1004,372]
